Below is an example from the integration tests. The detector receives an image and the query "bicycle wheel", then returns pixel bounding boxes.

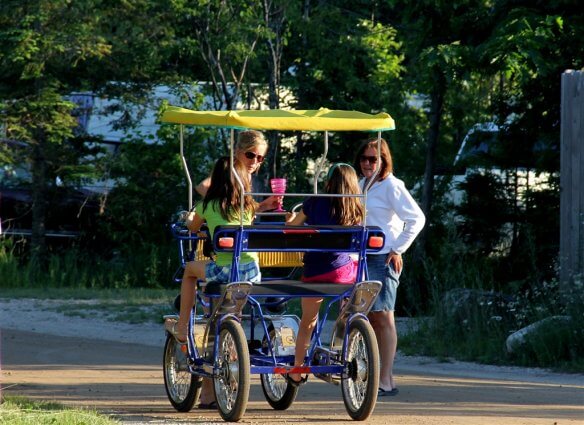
[163,334,202,412]
[260,329,298,410]
[341,318,379,421]
[213,319,250,422]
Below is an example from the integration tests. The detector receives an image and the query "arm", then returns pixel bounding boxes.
[257,195,282,212]
[195,177,211,197]
[384,179,425,273]
[185,211,205,233]
[285,210,307,225]
[389,184,425,255]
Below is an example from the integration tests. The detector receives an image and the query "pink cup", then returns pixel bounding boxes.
[270,178,287,211]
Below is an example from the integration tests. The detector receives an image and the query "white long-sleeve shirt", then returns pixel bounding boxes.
[361,174,426,255]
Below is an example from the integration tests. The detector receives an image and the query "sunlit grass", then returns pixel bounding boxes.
[0,396,119,425]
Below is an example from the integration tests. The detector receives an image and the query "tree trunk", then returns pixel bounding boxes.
[417,76,446,254]
[30,137,48,268]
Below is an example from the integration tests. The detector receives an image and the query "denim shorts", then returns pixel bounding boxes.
[367,254,401,312]
[205,261,261,283]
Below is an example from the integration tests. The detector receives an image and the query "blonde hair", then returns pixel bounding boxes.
[325,164,364,226]
[236,130,268,153]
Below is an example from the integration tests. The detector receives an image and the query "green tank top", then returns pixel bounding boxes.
[196,200,259,266]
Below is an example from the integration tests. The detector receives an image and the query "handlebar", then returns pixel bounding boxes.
[170,222,207,240]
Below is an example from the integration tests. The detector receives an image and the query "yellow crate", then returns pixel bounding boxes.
[194,239,303,268]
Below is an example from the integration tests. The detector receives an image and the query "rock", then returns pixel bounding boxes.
[505,315,572,354]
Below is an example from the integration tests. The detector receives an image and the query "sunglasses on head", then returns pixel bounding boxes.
[359,155,378,164]
[243,151,265,163]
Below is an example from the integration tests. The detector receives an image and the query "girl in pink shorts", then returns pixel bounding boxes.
[285,163,364,386]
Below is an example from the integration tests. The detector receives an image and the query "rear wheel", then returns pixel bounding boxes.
[260,329,298,410]
[341,318,379,421]
[163,335,202,412]
[213,319,250,422]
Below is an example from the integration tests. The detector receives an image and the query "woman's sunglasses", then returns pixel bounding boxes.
[359,155,378,164]
[243,151,265,163]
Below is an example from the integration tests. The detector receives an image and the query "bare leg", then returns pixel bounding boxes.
[368,310,397,391]
[290,297,323,382]
[177,260,215,405]
[176,260,208,339]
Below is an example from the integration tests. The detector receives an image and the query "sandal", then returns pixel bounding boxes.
[284,374,308,388]
[378,387,399,397]
[164,318,187,344]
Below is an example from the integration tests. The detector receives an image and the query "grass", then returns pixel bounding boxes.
[0,396,119,425]
[0,240,178,291]
[398,245,584,373]
[0,287,179,324]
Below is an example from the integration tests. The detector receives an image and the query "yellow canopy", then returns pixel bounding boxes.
[160,106,395,131]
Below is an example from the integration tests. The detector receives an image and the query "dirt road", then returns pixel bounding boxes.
[1,300,583,424]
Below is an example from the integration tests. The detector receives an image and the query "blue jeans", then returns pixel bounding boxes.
[367,254,401,312]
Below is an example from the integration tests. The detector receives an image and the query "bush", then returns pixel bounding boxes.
[0,238,179,290]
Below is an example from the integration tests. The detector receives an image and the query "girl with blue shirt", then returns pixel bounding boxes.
[285,163,364,386]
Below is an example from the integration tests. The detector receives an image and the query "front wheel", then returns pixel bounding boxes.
[163,335,202,412]
[213,319,250,422]
[341,318,379,421]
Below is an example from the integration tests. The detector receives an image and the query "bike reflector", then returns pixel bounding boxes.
[282,229,318,234]
[367,236,384,249]
[218,237,234,248]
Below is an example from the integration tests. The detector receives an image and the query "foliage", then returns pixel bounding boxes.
[0,237,177,290]
[166,0,265,110]
[400,231,584,371]
[0,0,170,265]
[455,172,511,256]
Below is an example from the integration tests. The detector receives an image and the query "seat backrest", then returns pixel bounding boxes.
[212,225,385,254]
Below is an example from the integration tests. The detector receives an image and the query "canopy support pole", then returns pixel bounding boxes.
[313,131,329,193]
[179,125,193,210]
[230,129,245,226]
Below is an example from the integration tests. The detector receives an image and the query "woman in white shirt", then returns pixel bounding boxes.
[353,137,425,397]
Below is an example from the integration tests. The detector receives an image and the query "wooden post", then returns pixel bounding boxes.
[560,70,584,292]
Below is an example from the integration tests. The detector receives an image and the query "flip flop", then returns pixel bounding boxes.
[198,400,218,409]
[284,374,308,388]
[378,387,399,397]
[164,318,187,344]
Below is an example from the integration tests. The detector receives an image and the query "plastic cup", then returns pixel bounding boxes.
[270,178,287,212]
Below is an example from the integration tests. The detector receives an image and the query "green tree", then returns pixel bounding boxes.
[0,0,186,264]
[386,0,495,254]
[0,0,111,265]
[281,1,406,191]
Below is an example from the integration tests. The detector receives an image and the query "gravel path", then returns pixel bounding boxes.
[2,298,583,425]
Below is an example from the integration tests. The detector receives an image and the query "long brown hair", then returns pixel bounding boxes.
[353,137,393,181]
[325,164,364,226]
[203,157,256,220]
